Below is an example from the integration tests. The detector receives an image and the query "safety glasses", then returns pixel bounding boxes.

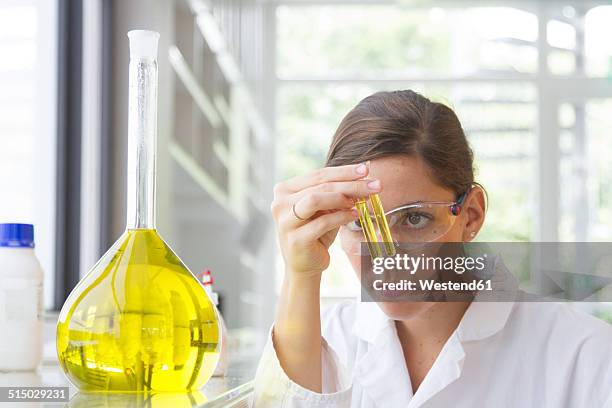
[347,191,469,244]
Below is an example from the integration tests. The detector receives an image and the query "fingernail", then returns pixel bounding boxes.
[356,163,367,175]
[367,179,381,191]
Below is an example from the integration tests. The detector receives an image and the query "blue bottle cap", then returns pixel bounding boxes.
[0,224,35,248]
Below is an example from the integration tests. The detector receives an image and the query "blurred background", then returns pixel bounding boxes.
[2,0,612,343]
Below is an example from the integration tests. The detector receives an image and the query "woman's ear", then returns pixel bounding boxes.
[462,186,486,242]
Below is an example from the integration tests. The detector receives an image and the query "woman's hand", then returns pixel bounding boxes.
[270,163,382,392]
[270,163,382,278]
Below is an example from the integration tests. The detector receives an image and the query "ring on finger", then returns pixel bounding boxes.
[292,202,308,221]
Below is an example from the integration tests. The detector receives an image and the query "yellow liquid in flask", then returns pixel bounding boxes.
[56,229,220,392]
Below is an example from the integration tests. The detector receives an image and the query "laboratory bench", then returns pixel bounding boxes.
[0,313,258,407]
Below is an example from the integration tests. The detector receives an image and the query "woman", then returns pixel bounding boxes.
[253,90,612,407]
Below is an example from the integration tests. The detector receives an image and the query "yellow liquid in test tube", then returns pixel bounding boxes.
[356,161,395,259]
[369,194,396,256]
[356,198,382,259]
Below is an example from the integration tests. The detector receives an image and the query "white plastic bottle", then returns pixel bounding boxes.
[0,224,44,371]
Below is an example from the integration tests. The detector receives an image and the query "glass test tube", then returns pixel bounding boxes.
[356,198,382,259]
[369,193,396,256]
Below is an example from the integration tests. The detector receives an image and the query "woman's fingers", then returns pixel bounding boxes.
[292,193,355,223]
[270,164,377,277]
[275,179,382,232]
[279,163,368,193]
[295,178,382,201]
[294,209,359,243]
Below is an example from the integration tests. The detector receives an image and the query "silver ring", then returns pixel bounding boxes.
[292,203,307,221]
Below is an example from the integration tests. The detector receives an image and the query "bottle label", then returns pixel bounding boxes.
[0,279,42,323]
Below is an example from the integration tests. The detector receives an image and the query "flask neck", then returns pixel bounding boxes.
[126,56,158,230]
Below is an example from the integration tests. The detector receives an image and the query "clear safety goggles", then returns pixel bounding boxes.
[346,192,468,244]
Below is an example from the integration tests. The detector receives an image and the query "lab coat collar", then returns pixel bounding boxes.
[456,300,515,342]
[353,305,414,406]
[408,331,466,407]
[352,303,468,407]
[351,258,517,407]
[456,256,517,342]
[352,301,391,343]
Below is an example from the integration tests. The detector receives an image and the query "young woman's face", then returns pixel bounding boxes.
[338,155,485,320]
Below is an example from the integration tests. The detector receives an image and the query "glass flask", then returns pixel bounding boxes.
[56,30,220,392]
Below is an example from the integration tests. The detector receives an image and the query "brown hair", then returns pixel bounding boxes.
[326,90,475,197]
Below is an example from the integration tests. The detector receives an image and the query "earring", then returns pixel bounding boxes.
[470,231,476,237]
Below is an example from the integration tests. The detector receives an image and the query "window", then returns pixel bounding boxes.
[584,6,612,77]
[559,99,612,241]
[277,6,539,78]
[0,0,57,309]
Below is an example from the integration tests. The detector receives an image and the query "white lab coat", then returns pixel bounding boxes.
[253,260,612,407]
